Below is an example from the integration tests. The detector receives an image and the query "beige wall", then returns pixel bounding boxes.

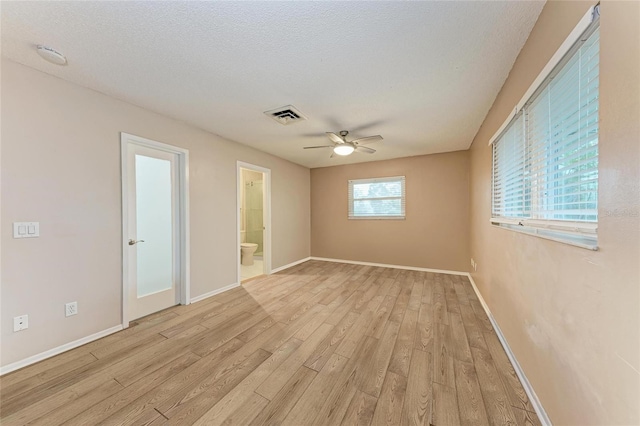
[311,152,470,272]
[469,1,640,424]
[0,60,310,367]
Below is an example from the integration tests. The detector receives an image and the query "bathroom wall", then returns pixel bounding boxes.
[468,1,640,423]
[311,151,470,272]
[1,59,311,368]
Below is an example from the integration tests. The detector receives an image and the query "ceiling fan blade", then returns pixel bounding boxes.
[303,145,333,149]
[352,135,383,145]
[355,145,376,154]
[326,132,344,144]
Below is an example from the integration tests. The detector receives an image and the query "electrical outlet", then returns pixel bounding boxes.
[14,315,29,332]
[65,302,78,317]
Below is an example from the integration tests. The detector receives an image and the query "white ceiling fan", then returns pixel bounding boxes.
[304,130,383,157]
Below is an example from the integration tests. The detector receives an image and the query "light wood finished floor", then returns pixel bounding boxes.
[0,260,541,425]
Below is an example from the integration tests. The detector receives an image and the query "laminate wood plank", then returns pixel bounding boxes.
[303,335,376,426]
[356,321,401,398]
[352,275,383,313]
[407,279,424,311]
[366,295,397,338]
[25,379,123,426]
[319,283,355,306]
[433,290,450,325]
[421,278,434,305]
[190,338,301,425]
[191,311,266,357]
[454,283,470,306]
[60,352,202,425]
[388,308,418,377]
[371,371,407,426]
[282,353,351,425]
[444,283,461,314]
[483,331,535,412]
[128,408,166,426]
[454,359,490,426]
[114,325,208,387]
[433,323,455,388]
[389,284,412,324]
[1,377,121,426]
[471,346,518,425]
[1,326,196,417]
[78,339,242,425]
[513,407,543,426]
[414,303,434,353]
[341,390,378,426]
[236,315,279,342]
[304,311,359,371]
[460,276,479,302]
[221,392,269,425]
[259,304,325,353]
[161,348,274,424]
[91,331,168,360]
[256,323,333,400]
[449,312,473,363]
[458,304,488,350]
[335,310,377,358]
[431,382,460,426]
[292,303,338,341]
[324,286,365,326]
[470,300,493,332]
[401,349,432,426]
[0,352,98,402]
[250,366,317,425]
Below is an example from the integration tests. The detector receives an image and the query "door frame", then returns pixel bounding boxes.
[120,132,191,328]
[237,161,272,283]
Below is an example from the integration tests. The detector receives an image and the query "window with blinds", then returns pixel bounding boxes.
[491,9,599,249]
[348,176,405,219]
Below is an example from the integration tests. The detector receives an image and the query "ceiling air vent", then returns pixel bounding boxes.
[264,105,308,125]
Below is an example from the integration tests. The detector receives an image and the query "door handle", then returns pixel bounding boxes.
[128,239,145,246]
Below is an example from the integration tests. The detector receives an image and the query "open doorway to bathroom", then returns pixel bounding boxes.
[237,162,271,283]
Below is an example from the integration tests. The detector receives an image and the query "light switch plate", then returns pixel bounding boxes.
[13,222,39,238]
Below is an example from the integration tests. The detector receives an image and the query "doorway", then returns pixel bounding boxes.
[121,133,190,327]
[237,162,271,283]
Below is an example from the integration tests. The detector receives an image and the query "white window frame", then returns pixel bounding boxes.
[489,5,600,250]
[348,176,406,220]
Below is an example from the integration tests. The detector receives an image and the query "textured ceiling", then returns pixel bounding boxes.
[1,1,545,168]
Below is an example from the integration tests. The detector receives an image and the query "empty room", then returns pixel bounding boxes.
[1,1,638,425]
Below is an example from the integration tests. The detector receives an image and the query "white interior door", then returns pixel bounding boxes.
[126,144,180,320]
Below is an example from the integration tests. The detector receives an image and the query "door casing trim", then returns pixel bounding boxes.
[120,132,191,328]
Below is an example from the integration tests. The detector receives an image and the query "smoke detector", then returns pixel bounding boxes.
[36,45,67,65]
[264,105,308,125]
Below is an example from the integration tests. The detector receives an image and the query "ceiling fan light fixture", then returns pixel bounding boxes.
[333,145,355,156]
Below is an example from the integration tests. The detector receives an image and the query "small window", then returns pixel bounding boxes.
[348,176,405,220]
[491,8,599,249]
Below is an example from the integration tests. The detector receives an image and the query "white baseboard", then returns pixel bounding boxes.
[466,273,551,426]
[0,324,123,376]
[310,256,468,276]
[190,282,240,304]
[270,257,311,274]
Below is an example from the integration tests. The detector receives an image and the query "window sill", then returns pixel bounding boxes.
[348,216,406,220]
[491,221,598,251]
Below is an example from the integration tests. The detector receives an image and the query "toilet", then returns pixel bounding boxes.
[239,231,258,266]
[240,243,259,266]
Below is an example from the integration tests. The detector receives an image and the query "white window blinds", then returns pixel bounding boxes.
[491,10,599,248]
[348,176,405,219]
